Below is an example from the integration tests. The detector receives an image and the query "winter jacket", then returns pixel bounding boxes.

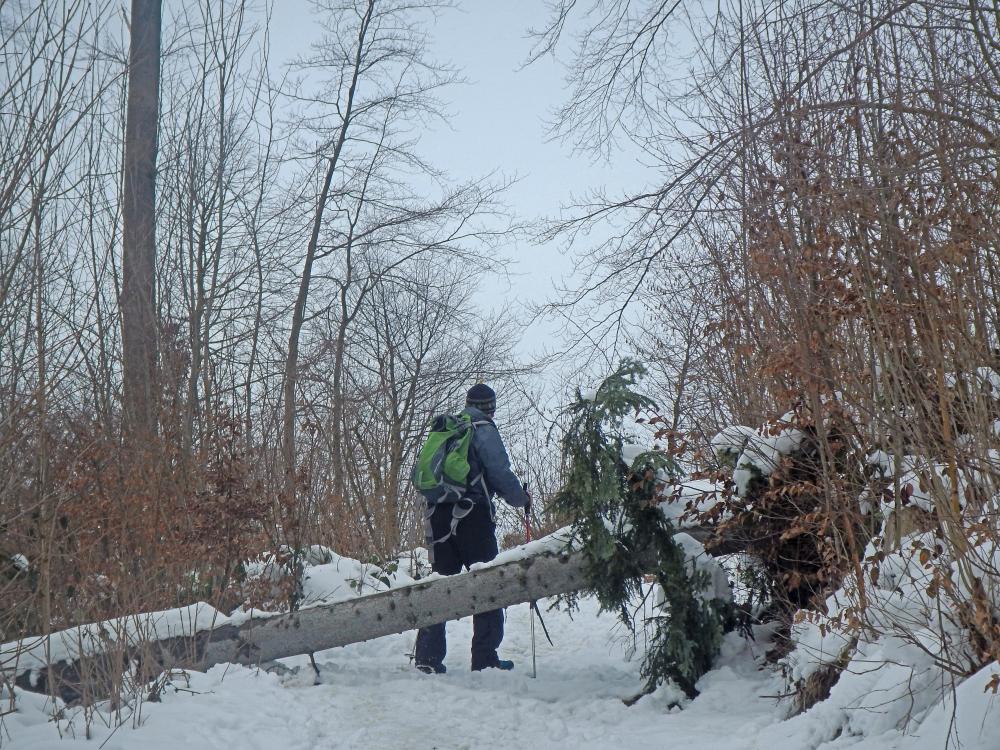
[461,406,530,509]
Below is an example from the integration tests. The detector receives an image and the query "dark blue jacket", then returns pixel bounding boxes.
[462,407,530,508]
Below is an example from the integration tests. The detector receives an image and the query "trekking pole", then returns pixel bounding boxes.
[523,484,537,679]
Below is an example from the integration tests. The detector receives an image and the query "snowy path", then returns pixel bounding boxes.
[8,595,997,749]
[8,596,786,750]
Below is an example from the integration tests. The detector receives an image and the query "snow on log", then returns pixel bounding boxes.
[4,525,738,703]
[198,544,589,669]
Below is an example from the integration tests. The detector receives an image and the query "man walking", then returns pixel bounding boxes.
[413,383,531,674]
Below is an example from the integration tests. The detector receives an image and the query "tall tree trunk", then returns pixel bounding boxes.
[280,0,374,496]
[121,0,162,438]
[331,280,350,501]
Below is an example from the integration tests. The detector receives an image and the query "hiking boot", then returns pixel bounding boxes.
[471,659,514,672]
[415,662,446,675]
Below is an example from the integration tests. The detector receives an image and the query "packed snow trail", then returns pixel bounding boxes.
[7,594,1000,749]
[7,596,779,750]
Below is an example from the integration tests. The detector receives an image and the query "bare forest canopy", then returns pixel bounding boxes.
[2,0,531,652]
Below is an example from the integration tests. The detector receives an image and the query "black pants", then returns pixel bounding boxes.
[414,500,504,670]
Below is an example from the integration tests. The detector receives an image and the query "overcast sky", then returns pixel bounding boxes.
[267,1,655,363]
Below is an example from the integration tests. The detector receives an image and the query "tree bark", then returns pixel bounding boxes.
[199,547,589,668]
[120,0,162,437]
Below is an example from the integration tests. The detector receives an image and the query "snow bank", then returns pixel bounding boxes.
[1,603,229,683]
[904,662,1000,750]
[301,551,418,603]
[621,442,648,465]
[779,516,1000,746]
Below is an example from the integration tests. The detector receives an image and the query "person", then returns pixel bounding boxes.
[413,383,531,674]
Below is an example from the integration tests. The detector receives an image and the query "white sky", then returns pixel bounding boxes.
[267,0,656,362]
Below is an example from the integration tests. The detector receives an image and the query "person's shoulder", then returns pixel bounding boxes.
[464,406,496,426]
[469,417,502,450]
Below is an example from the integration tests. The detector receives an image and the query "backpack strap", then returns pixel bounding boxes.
[424,498,477,552]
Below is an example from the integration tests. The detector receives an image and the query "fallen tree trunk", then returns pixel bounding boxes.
[197,545,589,669]
[7,526,738,703]
[6,545,590,702]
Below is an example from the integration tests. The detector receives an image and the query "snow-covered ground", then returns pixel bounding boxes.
[6,590,999,749]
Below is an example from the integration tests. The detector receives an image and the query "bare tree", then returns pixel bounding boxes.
[326,262,518,558]
[530,0,1000,711]
[0,0,527,679]
[274,0,507,574]
[120,0,162,438]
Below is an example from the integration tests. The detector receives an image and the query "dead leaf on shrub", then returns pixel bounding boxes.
[984,673,999,694]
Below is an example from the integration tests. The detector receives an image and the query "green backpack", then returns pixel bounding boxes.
[412,413,488,504]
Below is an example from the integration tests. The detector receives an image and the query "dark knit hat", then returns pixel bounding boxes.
[466,383,497,415]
